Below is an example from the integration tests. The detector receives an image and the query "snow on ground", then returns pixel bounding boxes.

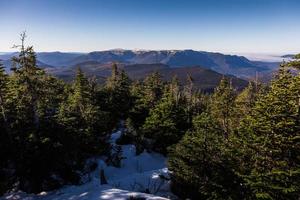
[1,130,174,200]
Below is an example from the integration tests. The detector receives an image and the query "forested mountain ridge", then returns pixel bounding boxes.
[48,63,248,92]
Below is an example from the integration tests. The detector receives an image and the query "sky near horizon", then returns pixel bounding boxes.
[0,0,299,54]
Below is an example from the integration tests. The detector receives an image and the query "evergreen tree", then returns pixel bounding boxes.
[183,74,208,126]
[234,81,265,126]
[0,62,12,194]
[59,68,110,155]
[142,77,188,153]
[238,66,300,199]
[211,77,236,138]
[142,72,164,108]
[0,62,10,134]
[10,32,45,131]
[1,34,112,193]
[168,113,245,199]
[2,33,76,192]
[105,63,131,125]
[0,34,113,194]
[127,72,164,132]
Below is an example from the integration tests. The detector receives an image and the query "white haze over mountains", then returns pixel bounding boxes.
[234,53,289,62]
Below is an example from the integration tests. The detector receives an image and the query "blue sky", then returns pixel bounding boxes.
[0,0,299,53]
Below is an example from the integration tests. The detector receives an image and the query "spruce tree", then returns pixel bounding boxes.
[211,77,236,138]
[0,62,10,133]
[127,72,164,132]
[142,77,188,153]
[105,63,131,125]
[6,33,76,192]
[59,68,109,155]
[238,66,300,199]
[0,62,12,194]
[142,72,164,108]
[234,81,265,126]
[0,34,116,194]
[168,113,245,199]
[183,74,208,126]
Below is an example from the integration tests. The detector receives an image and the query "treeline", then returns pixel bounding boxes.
[0,35,300,200]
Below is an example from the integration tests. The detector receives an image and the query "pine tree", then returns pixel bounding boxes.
[234,81,265,126]
[238,66,300,199]
[211,77,236,138]
[0,34,116,194]
[0,62,12,194]
[142,77,188,153]
[6,33,80,192]
[127,72,164,132]
[168,113,245,199]
[143,71,164,108]
[105,63,131,125]
[0,62,10,133]
[183,74,194,125]
[183,74,208,126]
[10,32,45,130]
[59,68,109,155]
[106,63,119,89]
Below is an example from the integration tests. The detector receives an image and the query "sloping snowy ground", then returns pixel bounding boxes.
[1,130,174,200]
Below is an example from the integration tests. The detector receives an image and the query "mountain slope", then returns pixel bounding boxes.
[37,52,84,66]
[1,59,54,72]
[66,49,269,77]
[1,50,274,78]
[49,62,248,91]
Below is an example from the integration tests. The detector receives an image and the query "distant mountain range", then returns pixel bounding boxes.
[0,49,282,90]
[0,49,280,76]
[47,62,248,92]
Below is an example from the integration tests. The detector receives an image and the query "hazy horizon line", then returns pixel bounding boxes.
[0,48,296,55]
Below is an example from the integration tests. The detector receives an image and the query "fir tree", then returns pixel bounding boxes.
[238,66,300,199]
[211,77,236,138]
[142,72,164,108]
[183,74,208,126]
[234,81,265,126]
[168,113,245,199]
[127,72,164,132]
[59,68,110,155]
[0,62,12,194]
[142,77,188,153]
[0,62,10,133]
[105,63,131,125]
[5,33,80,192]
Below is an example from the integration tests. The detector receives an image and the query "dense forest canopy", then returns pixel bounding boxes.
[0,34,299,200]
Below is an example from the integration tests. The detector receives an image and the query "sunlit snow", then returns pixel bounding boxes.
[1,130,173,200]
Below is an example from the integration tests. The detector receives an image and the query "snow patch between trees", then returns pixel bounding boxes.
[1,130,173,200]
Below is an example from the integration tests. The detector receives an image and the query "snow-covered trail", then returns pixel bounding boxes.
[1,130,173,200]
